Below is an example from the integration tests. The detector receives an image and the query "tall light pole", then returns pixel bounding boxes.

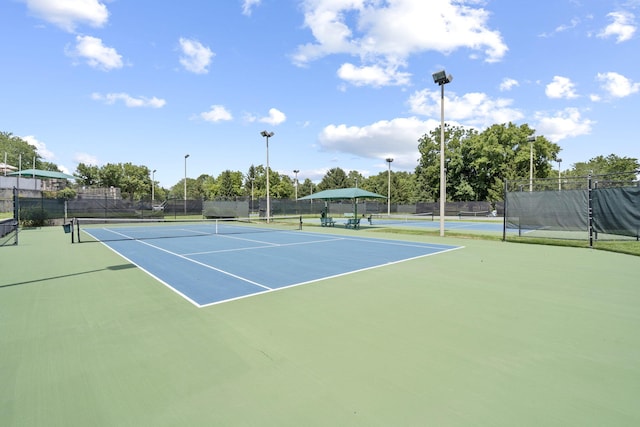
[557,158,562,191]
[432,69,453,237]
[293,169,299,201]
[260,131,274,222]
[151,169,156,205]
[249,176,254,213]
[527,136,536,192]
[184,154,189,215]
[386,158,393,216]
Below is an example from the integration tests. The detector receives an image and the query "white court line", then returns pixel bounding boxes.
[198,245,464,308]
[183,237,345,256]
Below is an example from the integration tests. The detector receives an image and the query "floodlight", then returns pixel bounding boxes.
[432,70,453,85]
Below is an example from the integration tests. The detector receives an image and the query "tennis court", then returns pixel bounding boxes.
[2,225,640,425]
[78,218,462,307]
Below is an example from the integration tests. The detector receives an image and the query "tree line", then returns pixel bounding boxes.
[2,125,638,204]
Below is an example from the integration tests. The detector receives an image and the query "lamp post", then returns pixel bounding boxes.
[260,131,274,222]
[432,69,453,237]
[184,154,189,215]
[151,169,156,205]
[386,158,393,216]
[557,158,562,191]
[249,176,254,214]
[527,136,535,192]
[293,169,299,200]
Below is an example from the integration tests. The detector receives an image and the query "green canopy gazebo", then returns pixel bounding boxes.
[8,169,76,180]
[298,187,386,220]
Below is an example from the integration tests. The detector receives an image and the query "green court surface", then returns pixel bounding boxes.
[2,226,640,426]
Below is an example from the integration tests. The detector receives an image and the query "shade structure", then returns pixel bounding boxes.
[0,162,17,173]
[298,187,386,220]
[8,169,76,180]
[297,187,386,201]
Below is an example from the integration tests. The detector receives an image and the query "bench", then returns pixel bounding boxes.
[320,217,336,227]
[345,218,360,229]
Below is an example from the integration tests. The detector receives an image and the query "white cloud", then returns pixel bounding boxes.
[408,89,523,128]
[293,0,507,87]
[499,78,519,92]
[178,38,214,74]
[596,71,640,98]
[74,152,99,166]
[24,0,109,32]
[91,92,166,108]
[546,76,578,99]
[534,108,594,142]
[539,17,581,38]
[68,35,123,71]
[200,105,233,122]
[598,11,636,43]
[318,116,437,169]
[241,0,261,16]
[337,63,411,87]
[259,108,287,125]
[21,135,55,161]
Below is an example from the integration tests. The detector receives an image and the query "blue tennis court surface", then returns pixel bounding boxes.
[84,226,462,307]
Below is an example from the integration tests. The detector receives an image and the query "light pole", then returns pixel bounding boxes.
[527,136,535,192]
[184,154,189,215]
[293,169,299,201]
[260,131,274,222]
[151,169,156,205]
[249,176,254,214]
[386,158,393,216]
[432,69,453,237]
[557,158,562,191]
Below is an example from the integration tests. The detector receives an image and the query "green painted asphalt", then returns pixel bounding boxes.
[1,226,639,426]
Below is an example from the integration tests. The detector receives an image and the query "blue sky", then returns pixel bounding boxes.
[1,0,639,188]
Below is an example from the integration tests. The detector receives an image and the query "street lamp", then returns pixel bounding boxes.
[184,154,189,215]
[527,136,536,192]
[386,158,393,216]
[557,158,562,191]
[293,169,299,201]
[432,69,453,237]
[260,131,274,222]
[151,169,156,205]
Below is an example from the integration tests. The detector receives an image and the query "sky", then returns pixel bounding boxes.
[1,0,639,188]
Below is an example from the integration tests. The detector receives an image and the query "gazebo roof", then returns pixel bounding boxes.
[7,169,75,180]
[298,187,386,200]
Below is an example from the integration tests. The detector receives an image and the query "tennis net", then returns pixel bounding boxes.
[74,216,302,243]
[368,213,434,224]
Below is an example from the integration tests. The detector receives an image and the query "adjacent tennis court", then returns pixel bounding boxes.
[78,218,462,307]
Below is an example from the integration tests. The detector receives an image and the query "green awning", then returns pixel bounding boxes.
[8,169,75,180]
[298,187,386,200]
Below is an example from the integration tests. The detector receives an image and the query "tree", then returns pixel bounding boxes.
[216,170,244,198]
[75,163,100,186]
[0,132,42,170]
[346,170,365,188]
[415,123,561,202]
[298,178,316,197]
[566,154,639,178]
[318,167,348,190]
